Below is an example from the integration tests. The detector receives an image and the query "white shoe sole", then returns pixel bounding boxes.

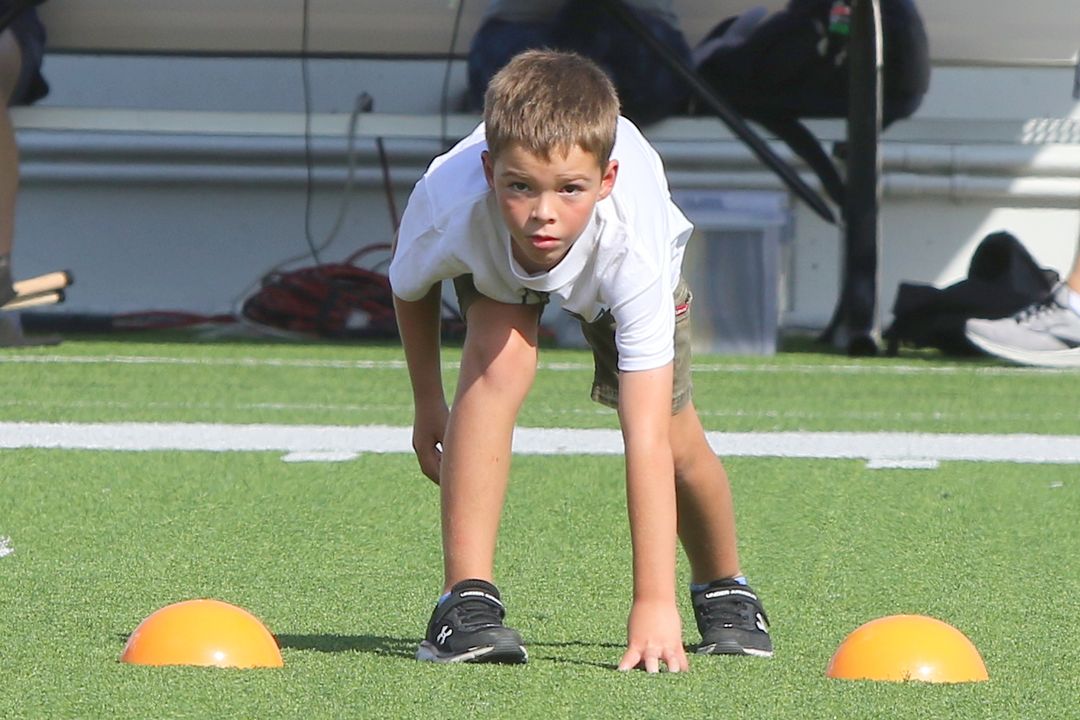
[695,640,773,658]
[965,330,1080,368]
[416,640,528,664]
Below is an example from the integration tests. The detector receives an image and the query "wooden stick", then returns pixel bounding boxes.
[13,270,73,297]
[1,289,64,311]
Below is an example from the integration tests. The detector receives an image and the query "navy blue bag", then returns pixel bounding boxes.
[692,0,930,207]
[883,232,1060,356]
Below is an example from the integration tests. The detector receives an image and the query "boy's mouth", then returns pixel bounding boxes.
[530,234,560,248]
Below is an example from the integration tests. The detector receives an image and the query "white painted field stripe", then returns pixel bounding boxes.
[866,458,941,470]
[0,353,1075,376]
[2,422,1079,464]
[0,422,412,453]
[702,432,1080,464]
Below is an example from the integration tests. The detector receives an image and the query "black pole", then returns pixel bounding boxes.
[597,0,836,225]
[840,0,884,355]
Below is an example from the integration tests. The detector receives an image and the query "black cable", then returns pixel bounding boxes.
[439,0,467,148]
[375,137,399,233]
[300,0,323,266]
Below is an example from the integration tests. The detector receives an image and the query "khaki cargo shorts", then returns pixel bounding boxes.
[454,275,693,414]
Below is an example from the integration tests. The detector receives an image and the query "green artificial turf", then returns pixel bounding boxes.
[1,333,1078,718]
[1,334,1076,435]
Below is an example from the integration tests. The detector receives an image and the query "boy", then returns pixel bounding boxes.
[389,50,771,673]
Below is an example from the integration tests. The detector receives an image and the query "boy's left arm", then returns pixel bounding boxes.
[616,363,689,673]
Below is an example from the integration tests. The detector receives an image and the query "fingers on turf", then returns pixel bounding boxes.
[618,647,688,674]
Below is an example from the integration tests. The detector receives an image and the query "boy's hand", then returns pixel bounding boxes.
[411,401,449,484]
[618,598,688,673]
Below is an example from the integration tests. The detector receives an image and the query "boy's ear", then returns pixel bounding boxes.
[481,150,495,189]
[598,159,619,200]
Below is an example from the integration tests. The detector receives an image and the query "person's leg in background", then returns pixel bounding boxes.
[0,7,57,346]
[0,24,24,309]
[1065,244,1080,293]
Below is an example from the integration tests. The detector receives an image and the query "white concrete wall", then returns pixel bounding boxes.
[10,55,1080,337]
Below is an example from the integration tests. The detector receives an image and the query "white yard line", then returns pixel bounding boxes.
[0,353,1075,376]
[2,421,1079,464]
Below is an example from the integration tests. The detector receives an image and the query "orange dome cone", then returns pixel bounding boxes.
[827,614,987,683]
[120,599,284,668]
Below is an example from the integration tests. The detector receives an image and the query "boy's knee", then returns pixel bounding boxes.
[461,312,540,392]
[468,331,537,381]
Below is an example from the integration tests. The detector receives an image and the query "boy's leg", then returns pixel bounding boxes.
[670,402,739,583]
[579,277,741,576]
[439,296,542,588]
[670,405,773,657]
[580,277,771,656]
[417,290,541,664]
[670,404,773,657]
[665,277,773,657]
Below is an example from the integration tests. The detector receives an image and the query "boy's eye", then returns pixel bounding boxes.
[509,181,530,192]
[561,184,583,194]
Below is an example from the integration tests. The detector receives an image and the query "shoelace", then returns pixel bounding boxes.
[449,598,505,631]
[1014,295,1063,323]
[698,594,767,628]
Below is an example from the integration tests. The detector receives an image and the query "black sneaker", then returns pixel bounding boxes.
[416,579,528,664]
[691,579,773,657]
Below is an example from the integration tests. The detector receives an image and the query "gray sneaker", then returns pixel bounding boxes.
[965,284,1080,367]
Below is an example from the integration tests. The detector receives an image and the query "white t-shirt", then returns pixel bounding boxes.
[389,116,692,372]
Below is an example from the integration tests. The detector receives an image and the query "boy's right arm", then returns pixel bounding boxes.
[393,284,449,483]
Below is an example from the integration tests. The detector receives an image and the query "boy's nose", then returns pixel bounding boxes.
[531,193,556,222]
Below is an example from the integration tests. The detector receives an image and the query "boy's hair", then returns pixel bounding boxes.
[483,50,620,167]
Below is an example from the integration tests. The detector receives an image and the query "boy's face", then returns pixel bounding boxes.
[483,143,618,275]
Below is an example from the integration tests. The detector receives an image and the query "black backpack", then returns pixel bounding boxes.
[882,232,1060,356]
[693,0,930,208]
